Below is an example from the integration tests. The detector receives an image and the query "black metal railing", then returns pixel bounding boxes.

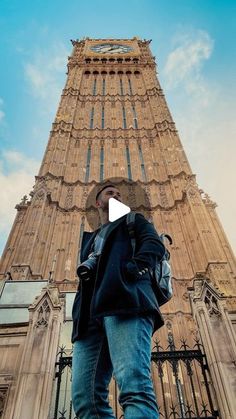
[51,346,75,419]
[152,336,219,418]
[51,338,219,419]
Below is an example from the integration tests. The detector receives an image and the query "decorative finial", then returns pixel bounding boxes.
[20,195,28,205]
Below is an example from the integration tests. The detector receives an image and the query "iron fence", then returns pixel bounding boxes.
[152,336,219,418]
[51,338,219,419]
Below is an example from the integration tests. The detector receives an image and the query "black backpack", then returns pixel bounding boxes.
[126,212,173,306]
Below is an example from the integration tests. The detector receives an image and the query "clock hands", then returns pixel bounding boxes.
[99,46,113,52]
[100,45,124,53]
[108,46,123,51]
[90,44,132,54]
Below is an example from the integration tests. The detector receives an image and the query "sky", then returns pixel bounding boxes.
[0,0,235,256]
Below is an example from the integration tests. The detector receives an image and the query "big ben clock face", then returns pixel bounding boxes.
[90,43,133,54]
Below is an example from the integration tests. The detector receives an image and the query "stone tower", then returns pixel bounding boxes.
[0,38,235,419]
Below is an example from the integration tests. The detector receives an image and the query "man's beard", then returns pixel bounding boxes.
[101,201,109,211]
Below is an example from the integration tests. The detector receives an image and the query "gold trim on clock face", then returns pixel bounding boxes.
[90,43,133,54]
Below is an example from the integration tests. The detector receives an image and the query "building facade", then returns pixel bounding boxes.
[0,38,236,418]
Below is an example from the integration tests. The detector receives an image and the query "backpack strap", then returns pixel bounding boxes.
[126,212,172,262]
[126,211,136,257]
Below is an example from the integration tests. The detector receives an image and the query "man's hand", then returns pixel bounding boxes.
[125,259,150,282]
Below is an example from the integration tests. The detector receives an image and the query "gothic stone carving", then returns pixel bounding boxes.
[191,279,223,318]
[20,195,28,205]
[10,264,32,280]
[128,184,137,208]
[0,387,8,418]
[226,297,236,311]
[65,186,74,208]
[192,279,204,299]
[159,184,168,207]
[204,289,221,318]
[34,189,46,203]
[35,300,51,328]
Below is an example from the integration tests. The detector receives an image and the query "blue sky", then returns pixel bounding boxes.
[0,0,235,255]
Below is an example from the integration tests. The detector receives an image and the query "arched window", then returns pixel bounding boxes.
[92,78,97,95]
[138,144,147,181]
[102,78,106,95]
[90,107,94,129]
[122,106,127,129]
[101,106,105,129]
[126,146,132,180]
[85,145,91,183]
[128,78,133,95]
[100,146,104,181]
[120,78,124,96]
[132,105,138,128]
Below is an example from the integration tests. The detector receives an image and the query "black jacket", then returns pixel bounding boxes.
[71,213,165,342]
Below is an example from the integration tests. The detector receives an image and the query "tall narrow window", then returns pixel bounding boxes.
[85,145,91,182]
[101,106,105,129]
[126,146,132,180]
[132,105,138,129]
[138,144,147,181]
[120,78,124,95]
[102,78,106,95]
[128,78,133,95]
[77,216,85,266]
[90,107,94,129]
[100,146,104,182]
[92,78,97,95]
[122,106,127,129]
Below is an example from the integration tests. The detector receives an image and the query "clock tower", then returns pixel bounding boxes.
[0,37,235,419]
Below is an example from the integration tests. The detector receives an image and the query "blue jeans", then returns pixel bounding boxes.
[72,314,159,418]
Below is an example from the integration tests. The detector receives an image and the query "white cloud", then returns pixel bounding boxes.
[24,42,69,112]
[0,150,40,255]
[161,28,236,254]
[164,30,214,88]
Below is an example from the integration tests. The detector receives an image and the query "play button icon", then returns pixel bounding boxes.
[109,197,131,222]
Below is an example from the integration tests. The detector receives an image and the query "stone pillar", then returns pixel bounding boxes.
[9,284,64,419]
[189,278,236,419]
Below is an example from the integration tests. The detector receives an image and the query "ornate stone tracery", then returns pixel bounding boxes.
[35,299,51,328]
[204,289,221,317]
[0,387,8,418]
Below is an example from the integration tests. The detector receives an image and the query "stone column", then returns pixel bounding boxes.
[9,284,64,419]
[189,278,236,419]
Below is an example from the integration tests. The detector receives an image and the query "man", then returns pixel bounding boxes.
[71,184,165,418]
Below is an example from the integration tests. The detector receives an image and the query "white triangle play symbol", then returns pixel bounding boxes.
[109,198,131,222]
